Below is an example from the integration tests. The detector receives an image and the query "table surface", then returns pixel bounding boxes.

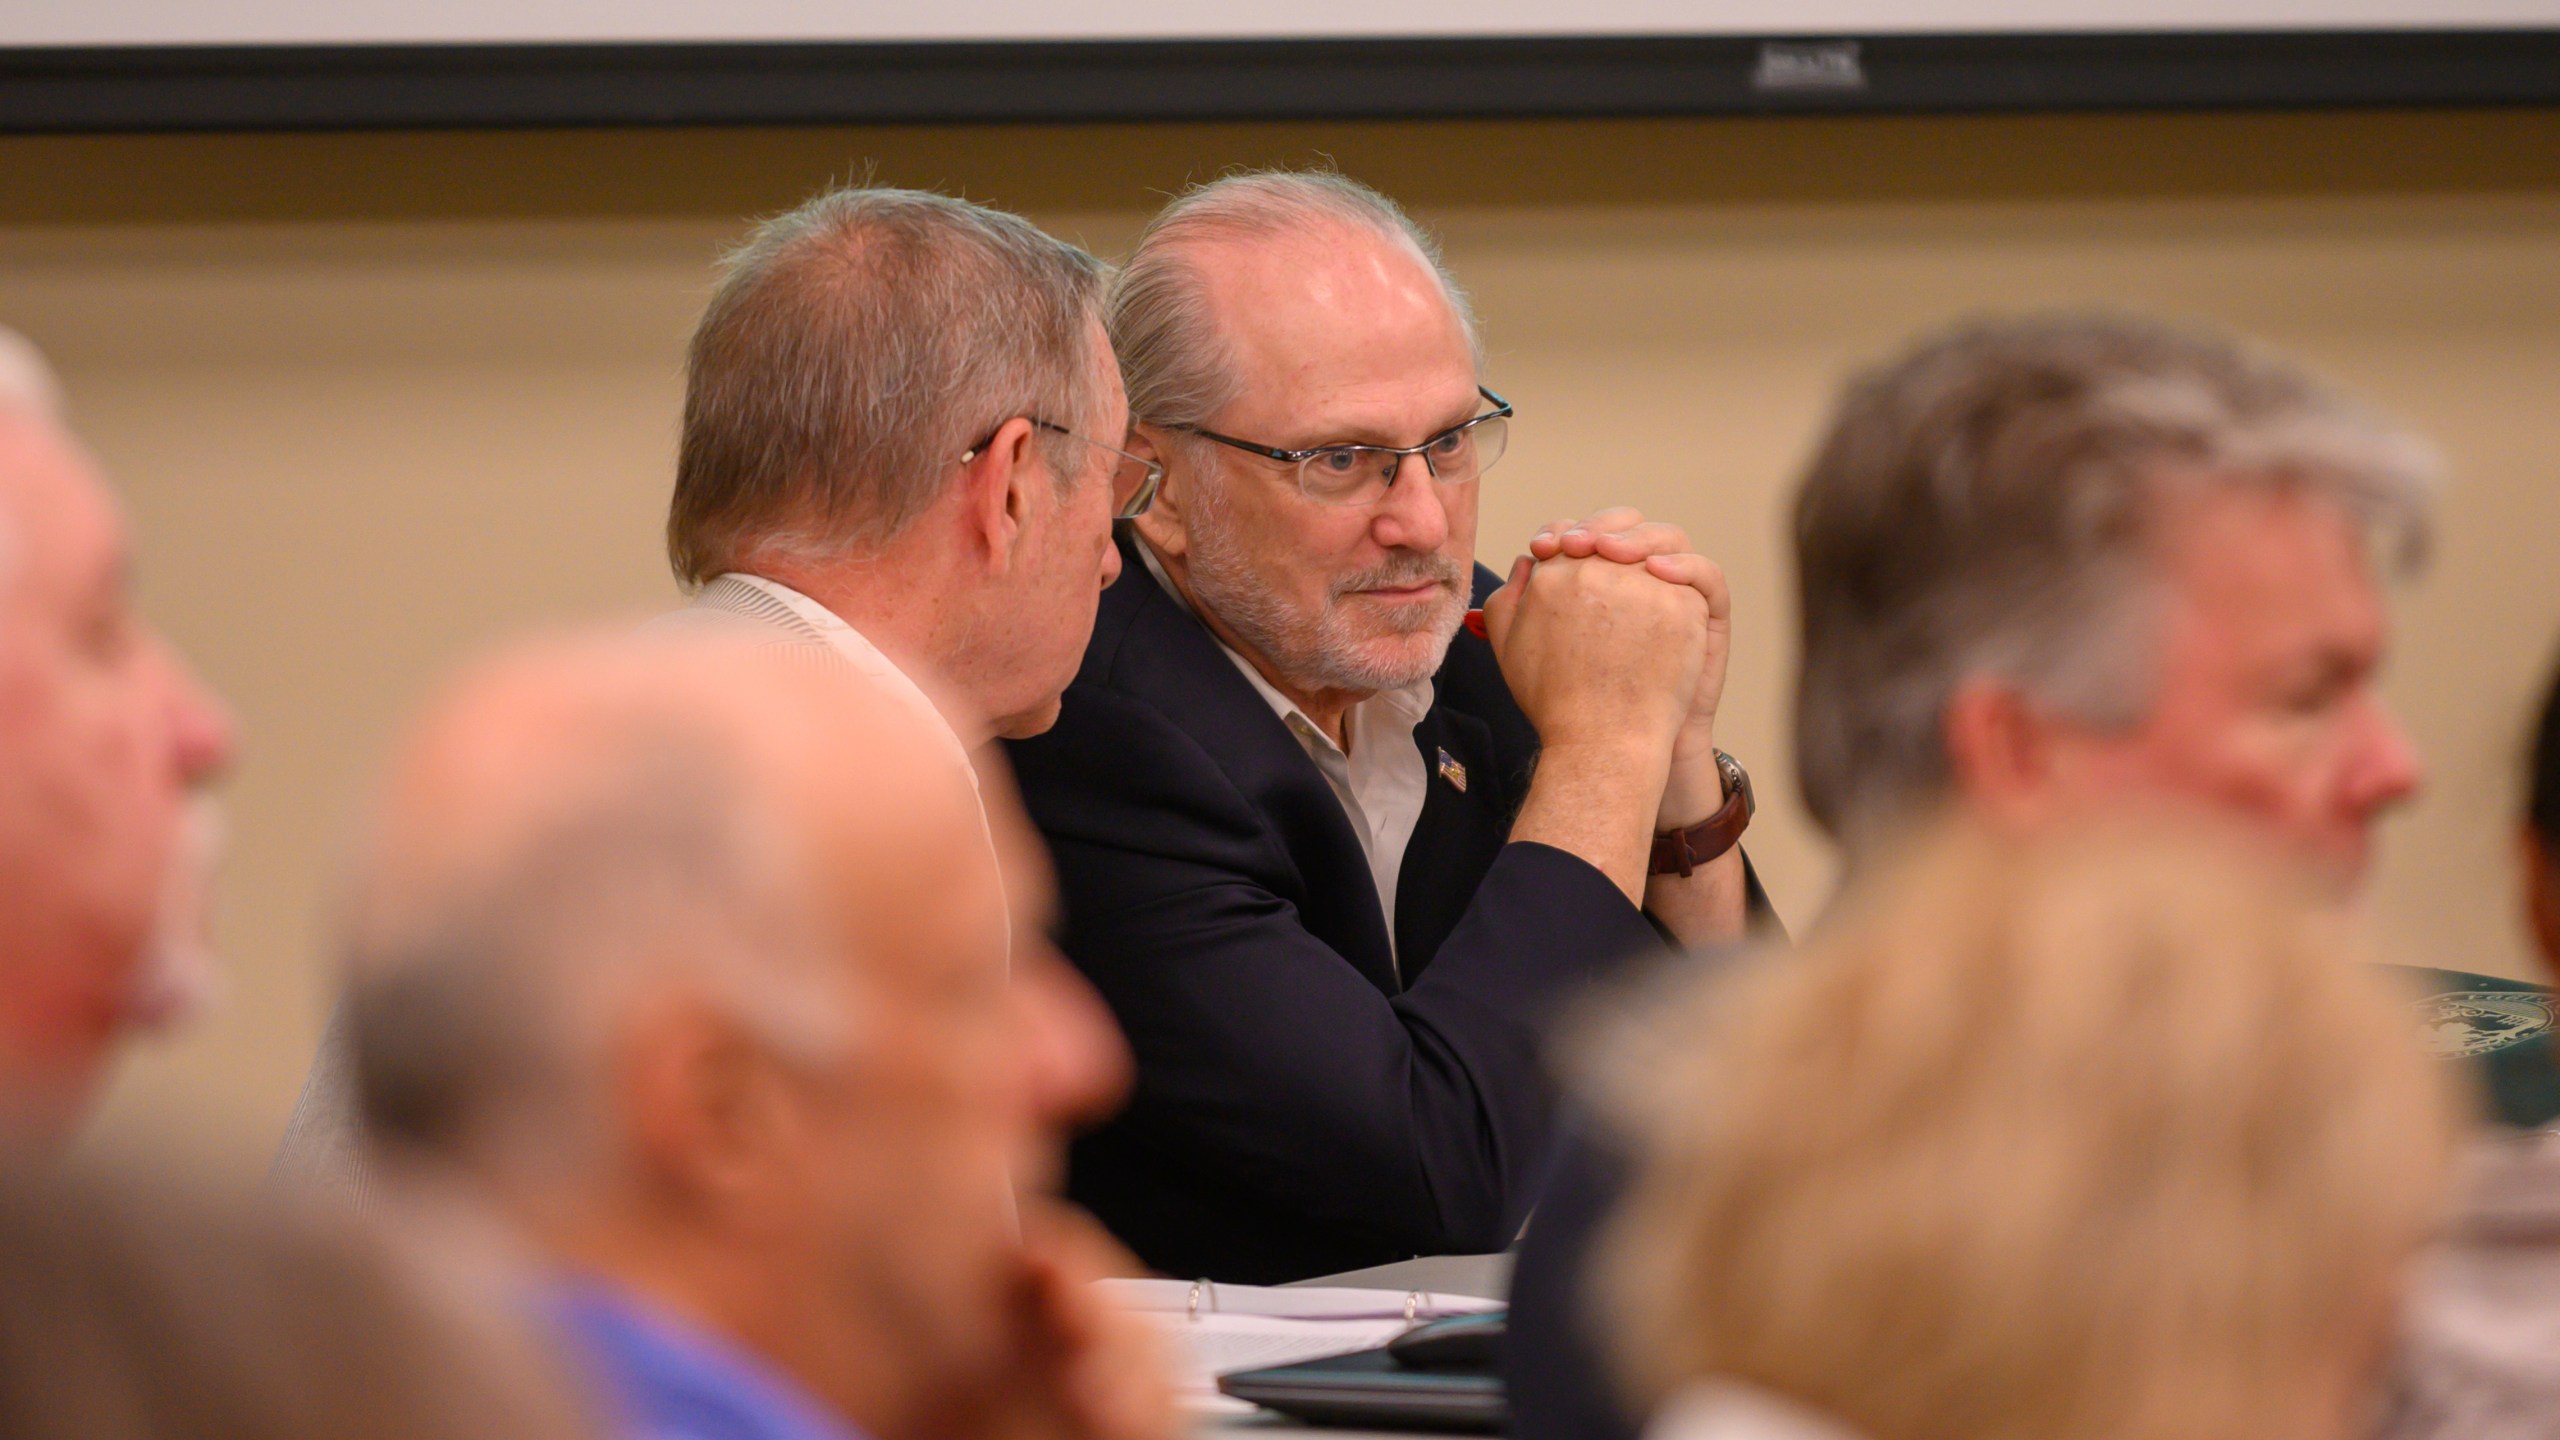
[1283,1252,1511,1302]
[1201,1254,1512,1439]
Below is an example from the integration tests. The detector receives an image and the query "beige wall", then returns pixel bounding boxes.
[3,110,2556,1176]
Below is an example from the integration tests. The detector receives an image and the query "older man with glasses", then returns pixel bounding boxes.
[1004,170,1773,1284]
[278,183,1145,1192]
[663,183,1150,750]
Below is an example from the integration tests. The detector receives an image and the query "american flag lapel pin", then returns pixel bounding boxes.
[1436,747,1467,792]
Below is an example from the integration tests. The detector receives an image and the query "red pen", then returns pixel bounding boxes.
[1462,608,1487,639]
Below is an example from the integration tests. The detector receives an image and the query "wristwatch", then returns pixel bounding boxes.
[1649,750,1754,878]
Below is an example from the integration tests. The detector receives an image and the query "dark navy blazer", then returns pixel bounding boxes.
[1006,531,1758,1283]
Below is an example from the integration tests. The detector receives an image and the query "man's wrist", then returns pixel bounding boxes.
[1541,727,1676,779]
[1656,733,1724,829]
[1649,750,1753,879]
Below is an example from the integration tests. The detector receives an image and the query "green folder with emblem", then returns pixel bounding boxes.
[2393,964,2560,1130]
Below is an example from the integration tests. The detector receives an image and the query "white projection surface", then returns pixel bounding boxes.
[7,0,2558,49]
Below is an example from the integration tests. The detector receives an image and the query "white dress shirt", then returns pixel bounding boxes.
[1137,545,1434,973]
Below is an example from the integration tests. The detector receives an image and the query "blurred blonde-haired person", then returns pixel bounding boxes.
[1590,823,2467,1440]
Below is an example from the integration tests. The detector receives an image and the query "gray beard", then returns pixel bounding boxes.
[1184,497,1466,696]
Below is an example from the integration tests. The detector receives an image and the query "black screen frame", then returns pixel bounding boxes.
[3,29,2557,134]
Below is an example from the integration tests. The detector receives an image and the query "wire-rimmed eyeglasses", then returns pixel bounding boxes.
[960,419,1164,521]
[1170,387,1513,508]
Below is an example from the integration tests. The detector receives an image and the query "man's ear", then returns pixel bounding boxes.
[2521,828,2560,987]
[957,417,1043,577]
[1127,425,1191,560]
[1942,679,2063,831]
[617,996,797,1211]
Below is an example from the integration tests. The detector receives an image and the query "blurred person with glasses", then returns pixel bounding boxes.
[1003,170,1775,1284]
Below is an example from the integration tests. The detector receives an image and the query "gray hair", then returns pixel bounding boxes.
[1109,169,1481,435]
[668,186,1110,588]
[1792,312,2438,857]
[345,704,847,1180]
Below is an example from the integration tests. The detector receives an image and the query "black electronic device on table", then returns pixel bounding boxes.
[1218,1312,1508,1432]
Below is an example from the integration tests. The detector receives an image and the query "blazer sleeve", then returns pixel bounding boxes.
[1506,1114,1644,1440]
[1015,686,1667,1258]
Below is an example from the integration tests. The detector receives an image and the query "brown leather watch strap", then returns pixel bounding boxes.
[1649,750,1755,878]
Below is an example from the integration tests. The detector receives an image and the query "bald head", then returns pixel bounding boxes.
[343,630,1135,1432]
[357,632,977,939]
[346,629,997,1174]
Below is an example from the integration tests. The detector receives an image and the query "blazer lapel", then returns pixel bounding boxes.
[1099,536,1401,995]
[1393,705,1509,983]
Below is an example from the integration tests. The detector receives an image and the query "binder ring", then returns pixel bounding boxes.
[1188,1279,1217,1322]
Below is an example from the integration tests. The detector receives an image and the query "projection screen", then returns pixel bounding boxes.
[4,0,2556,132]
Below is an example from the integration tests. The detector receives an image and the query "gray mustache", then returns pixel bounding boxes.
[1333,556,1463,598]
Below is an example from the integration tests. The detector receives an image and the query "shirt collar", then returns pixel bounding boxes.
[1132,540,1434,755]
[709,572,982,758]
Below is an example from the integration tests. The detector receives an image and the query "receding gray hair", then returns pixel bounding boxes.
[668,186,1110,588]
[1792,312,2438,857]
[344,703,847,1180]
[1109,169,1481,434]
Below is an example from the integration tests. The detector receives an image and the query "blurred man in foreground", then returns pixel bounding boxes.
[1008,169,1773,1284]
[340,631,1172,1440]
[1511,311,2452,1440]
[0,327,234,1153]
